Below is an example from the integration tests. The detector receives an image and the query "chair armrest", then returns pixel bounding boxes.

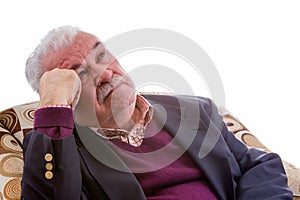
[220,107,300,199]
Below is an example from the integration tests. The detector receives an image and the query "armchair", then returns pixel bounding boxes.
[0,101,299,199]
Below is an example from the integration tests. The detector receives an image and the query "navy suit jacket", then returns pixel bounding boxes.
[21,94,293,199]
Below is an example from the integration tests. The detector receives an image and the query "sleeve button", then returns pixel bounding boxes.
[45,171,53,180]
[44,153,53,162]
[45,163,53,171]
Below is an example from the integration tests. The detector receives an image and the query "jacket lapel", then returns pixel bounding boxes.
[147,95,235,200]
[74,125,146,200]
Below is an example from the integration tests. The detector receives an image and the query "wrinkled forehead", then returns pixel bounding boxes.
[41,32,99,71]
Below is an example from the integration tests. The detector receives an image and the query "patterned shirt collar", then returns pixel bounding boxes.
[90,94,153,147]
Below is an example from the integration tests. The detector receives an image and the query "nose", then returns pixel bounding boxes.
[100,69,113,83]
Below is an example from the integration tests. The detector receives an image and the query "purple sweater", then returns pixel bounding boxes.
[34,107,217,199]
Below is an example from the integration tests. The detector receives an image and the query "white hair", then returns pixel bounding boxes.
[25,25,81,92]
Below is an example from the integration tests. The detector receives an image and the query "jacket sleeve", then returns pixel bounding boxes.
[21,108,83,200]
[208,99,293,199]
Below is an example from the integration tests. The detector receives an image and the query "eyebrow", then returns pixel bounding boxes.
[70,63,82,71]
[93,41,101,49]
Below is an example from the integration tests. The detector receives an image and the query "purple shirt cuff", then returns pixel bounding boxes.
[34,107,74,139]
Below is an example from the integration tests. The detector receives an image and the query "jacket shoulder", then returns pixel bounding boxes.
[142,94,213,123]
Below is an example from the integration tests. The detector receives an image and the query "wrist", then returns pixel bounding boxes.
[39,98,69,108]
[41,104,72,109]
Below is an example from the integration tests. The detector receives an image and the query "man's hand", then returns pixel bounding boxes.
[38,68,82,108]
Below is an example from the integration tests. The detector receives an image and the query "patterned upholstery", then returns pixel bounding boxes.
[0,101,38,199]
[0,101,299,199]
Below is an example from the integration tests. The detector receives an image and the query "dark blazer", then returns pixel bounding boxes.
[21,94,293,199]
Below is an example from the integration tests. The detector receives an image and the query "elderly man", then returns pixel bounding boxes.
[21,25,292,199]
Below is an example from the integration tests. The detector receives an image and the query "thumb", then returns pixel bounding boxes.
[71,75,82,108]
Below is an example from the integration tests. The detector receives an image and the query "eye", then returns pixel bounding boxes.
[99,51,105,58]
[78,68,88,77]
[98,51,110,64]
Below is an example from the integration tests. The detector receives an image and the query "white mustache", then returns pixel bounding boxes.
[97,75,126,103]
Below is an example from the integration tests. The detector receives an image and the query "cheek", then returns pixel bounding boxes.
[74,85,100,126]
[76,85,96,109]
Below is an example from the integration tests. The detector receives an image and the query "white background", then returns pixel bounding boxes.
[0,0,299,167]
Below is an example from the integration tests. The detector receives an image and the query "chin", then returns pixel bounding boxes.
[111,106,133,128]
[110,96,136,129]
